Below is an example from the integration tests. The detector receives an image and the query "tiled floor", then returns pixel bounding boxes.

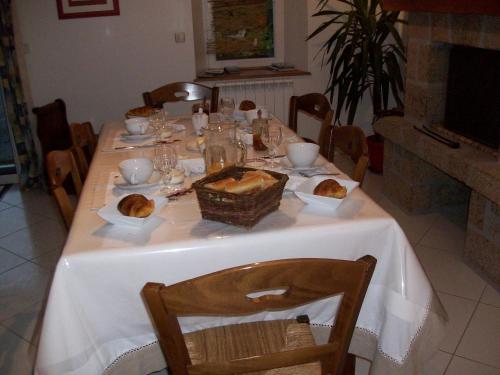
[0,172,499,375]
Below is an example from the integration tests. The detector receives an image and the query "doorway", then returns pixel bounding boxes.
[0,77,20,185]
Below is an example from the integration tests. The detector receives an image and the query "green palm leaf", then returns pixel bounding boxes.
[308,0,406,124]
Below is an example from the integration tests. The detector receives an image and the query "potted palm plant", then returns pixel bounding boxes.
[307,0,406,173]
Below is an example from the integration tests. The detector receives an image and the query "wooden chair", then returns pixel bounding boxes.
[143,82,219,113]
[46,148,83,228]
[70,145,89,182]
[322,125,369,186]
[70,121,97,170]
[32,99,72,162]
[143,256,376,375]
[288,93,334,157]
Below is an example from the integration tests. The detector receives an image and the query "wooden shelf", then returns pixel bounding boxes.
[194,66,311,82]
[383,0,500,16]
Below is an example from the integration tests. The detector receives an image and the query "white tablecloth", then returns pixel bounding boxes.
[35,119,446,375]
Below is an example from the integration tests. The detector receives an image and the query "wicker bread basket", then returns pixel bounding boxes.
[192,166,289,228]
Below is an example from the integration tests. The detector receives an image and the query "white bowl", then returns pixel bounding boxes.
[244,107,269,124]
[125,118,150,135]
[286,143,320,168]
[119,158,154,185]
[294,176,359,210]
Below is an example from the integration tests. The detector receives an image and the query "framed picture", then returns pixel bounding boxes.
[209,0,274,60]
[56,0,120,19]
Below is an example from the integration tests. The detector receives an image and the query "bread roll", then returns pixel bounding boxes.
[225,175,264,194]
[313,179,347,199]
[242,170,276,181]
[118,194,155,217]
[204,177,236,191]
[239,100,256,111]
[126,106,155,118]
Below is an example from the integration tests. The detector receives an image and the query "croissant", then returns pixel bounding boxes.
[313,179,347,199]
[118,194,155,218]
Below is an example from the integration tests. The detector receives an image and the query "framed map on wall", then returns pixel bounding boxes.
[209,0,274,60]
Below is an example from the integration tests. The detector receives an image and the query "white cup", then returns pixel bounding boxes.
[286,143,320,168]
[245,107,269,124]
[125,118,150,135]
[119,158,154,185]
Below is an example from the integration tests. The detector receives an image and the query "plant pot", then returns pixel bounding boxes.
[367,134,384,174]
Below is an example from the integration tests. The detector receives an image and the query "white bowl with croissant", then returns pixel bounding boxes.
[294,176,358,210]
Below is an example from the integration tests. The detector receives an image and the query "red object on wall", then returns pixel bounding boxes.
[382,0,500,16]
[57,0,120,19]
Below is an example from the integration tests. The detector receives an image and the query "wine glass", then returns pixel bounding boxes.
[153,144,178,190]
[220,97,235,119]
[261,124,283,168]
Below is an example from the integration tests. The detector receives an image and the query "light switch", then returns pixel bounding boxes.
[175,32,185,43]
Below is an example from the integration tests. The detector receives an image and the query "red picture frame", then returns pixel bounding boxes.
[57,0,120,19]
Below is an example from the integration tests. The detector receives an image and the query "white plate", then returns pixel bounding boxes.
[168,122,186,132]
[97,195,167,227]
[114,171,161,190]
[120,132,153,141]
[280,157,326,171]
[294,176,358,210]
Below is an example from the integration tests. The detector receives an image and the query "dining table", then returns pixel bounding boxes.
[34,114,447,375]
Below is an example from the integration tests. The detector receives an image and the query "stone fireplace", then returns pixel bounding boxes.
[374,10,499,284]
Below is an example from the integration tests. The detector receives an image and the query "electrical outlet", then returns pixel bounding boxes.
[174,32,185,43]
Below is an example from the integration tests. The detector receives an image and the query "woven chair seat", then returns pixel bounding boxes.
[184,319,321,375]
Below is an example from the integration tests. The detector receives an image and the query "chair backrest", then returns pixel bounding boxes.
[70,121,97,166]
[143,256,376,375]
[32,99,72,160]
[322,125,369,185]
[70,144,89,182]
[46,148,83,228]
[143,82,219,113]
[288,93,333,157]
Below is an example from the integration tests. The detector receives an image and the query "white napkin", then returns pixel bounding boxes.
[178,157,205,175]
[284,175,308,191]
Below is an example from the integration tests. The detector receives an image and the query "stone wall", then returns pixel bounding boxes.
[383,139,470,214]
[466,192,500,283]
[375,117,499,284]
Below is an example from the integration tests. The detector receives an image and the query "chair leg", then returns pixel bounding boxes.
[342,353,356,375]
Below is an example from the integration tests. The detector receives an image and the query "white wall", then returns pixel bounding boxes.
[15,0,197,132]
[292,0,375,142]
[14,0,378,138]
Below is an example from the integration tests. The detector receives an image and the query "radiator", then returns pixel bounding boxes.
[215,80,295,125]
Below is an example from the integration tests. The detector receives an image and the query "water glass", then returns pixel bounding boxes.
[153,144,178,186]
[220,97,235,119]
[261,124,283,168]
[149,109,167,139]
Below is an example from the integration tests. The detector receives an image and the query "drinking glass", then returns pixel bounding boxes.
[220,97,235,119]
[149,109,166,140]
[261,124,283,168]
[153,144,178,188]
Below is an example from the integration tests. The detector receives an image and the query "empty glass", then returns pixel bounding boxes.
[220,97,235,119]
[261,124,283,168]
[153,144,177,188]
[149,109,167,140]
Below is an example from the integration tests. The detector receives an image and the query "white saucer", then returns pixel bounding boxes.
[280,157,326,171]
[120,132,153,141]
[114,171,161,190]
[98,195,167,227]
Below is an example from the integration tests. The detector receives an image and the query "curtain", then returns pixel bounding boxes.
[0,0,39,186]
